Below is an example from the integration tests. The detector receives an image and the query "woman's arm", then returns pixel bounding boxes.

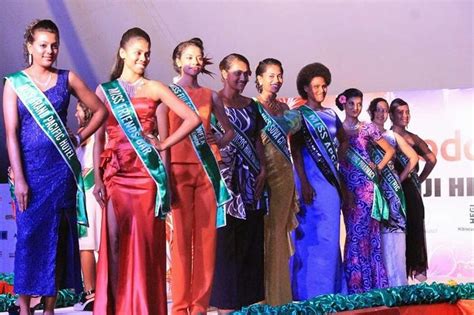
[155,103,170,171]
[290,131,314,204]
[336,127,349,162]
[394,132,419,182]
[374,138,395,171]
[210,91,234,147]
[91,87,107,208]
[413,134,437,183]
[3,80,29,211]
[69,71,108,144]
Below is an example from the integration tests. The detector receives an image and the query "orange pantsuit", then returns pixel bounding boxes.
[169,87,219,315]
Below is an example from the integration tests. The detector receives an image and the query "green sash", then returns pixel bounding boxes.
[169,84,231,228]
[83,169,95,191]
[5,71,88,226]
[346,147,389,221]
[254,100,292,164]
[370,144,406,217]
[397,151,421,194]
[101,80,170,219]
[299,106,342,198]
[211,115,261,174]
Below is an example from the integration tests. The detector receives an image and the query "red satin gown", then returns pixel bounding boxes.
[94,97,167,315]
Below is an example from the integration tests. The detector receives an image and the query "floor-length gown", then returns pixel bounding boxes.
[13,69,82,296]
[379,130,407,286]
[261,108,300,306]
[290,108,346,300]
[395,132,430,279]
[210,100,267,310]
[94,94,166,315]
[340,122,389,294]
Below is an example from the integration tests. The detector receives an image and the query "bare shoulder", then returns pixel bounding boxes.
[144,79,168,101]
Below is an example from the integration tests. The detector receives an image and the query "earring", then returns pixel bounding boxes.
[28,54,32,65]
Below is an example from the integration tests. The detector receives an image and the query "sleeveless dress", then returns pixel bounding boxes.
[94,96,167,315]
[261,109,300,306]
[290,108,346,300]
[394,132,430,279]
[14,69,82,296]
[210,100,267,310]
[379,129,407,286]
[340,122,389,294]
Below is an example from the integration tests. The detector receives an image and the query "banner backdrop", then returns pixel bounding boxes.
[0,88,473,285]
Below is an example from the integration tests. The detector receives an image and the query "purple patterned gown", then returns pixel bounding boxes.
[340,122,388,294]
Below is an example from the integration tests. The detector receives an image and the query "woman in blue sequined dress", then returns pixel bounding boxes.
[3,20,107,314]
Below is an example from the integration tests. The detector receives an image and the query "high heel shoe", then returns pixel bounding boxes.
[73,289,95,311]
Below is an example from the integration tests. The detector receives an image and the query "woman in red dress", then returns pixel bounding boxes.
[93,28,200,315]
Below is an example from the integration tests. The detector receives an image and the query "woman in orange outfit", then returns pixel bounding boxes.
[161,38,234,315]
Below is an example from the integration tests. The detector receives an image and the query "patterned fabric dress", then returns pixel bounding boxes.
[291,108,346,300]
[379,129,407,286]
[340,122,389,294]
[13,69,82,296]
[210,100,267,310]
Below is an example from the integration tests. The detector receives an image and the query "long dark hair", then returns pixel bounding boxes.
[172,37,213,76]
[24,19,60,66]
[110,27,151,81]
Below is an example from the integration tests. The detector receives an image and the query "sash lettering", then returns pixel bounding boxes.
[169,84,231,228]
[5,71,88,226]
[299,106,342,199]
[254,100,292,164]
[101,80,170,218]
[370,143,406,217]
[346,147,390,222]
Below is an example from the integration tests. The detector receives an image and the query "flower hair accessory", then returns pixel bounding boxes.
[338,95,347,105]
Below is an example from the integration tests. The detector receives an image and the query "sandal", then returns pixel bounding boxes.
[73,289,95,311]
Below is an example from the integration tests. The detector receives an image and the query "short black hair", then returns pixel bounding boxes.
[296,62,331,99]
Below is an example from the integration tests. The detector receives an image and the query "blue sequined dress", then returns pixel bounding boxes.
[14,69,82,296]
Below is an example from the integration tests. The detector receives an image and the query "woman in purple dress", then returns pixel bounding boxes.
[336,88,394,294]
[3,19,107,315]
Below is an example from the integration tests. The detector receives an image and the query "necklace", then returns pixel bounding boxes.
[118,77,145,98]
[257,96,279,111]
[344,121,360,130]
[33,72,52,87]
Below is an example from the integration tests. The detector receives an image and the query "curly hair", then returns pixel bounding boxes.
[296,62,331,99]
[23,19,60,66]
[172,37,213,76]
